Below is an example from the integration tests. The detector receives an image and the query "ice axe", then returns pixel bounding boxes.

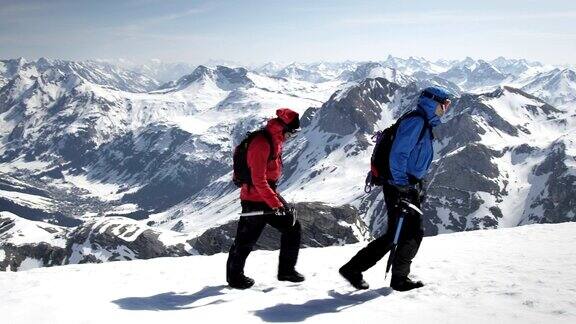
[277,193,297,226]
[384,199,423,279]
[238,194,297,226]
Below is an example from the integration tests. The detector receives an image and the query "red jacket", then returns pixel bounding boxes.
[240,118,286,208]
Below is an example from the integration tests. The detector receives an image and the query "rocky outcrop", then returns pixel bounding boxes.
[89,124,229,212]
[0,213,193,271]
[64,218,192,264]
[316,78,402,136]
[526,141,576,224]
[160,65,254,91]
[0,212,69,271]
[0,242,67,271]
[343,63,414,86]
[190,202,368,255]
[1,203,368,271]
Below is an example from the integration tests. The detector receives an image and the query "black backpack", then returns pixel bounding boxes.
[365,110,430,192]
[232,129,275,187]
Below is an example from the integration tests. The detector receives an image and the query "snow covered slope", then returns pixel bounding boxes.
[0,61,340,219]
[114,59,197,83]
[0,211,194,271]
[342,62,416,86]
[383,55,449,75]
[522,68,576,109]
[148,77,411,235]
[0,202,368,271]
[419,86,576,235]
[439,60,513,92]
[1,222,575,324]
[0,211,68,248]
[2,56,576,271]
[153,79,576,239]
[274,62,359,83]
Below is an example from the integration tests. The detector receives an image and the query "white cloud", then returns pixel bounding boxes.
[144,8,208,24]
[506,31,576,41]
[339,10,576,26]
[0,2,50,15]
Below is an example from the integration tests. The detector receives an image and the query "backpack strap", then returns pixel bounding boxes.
[397,108,431,142]
[251,129,276,161]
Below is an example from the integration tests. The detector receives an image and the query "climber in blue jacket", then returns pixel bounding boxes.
[340,86,453,291]
[389,87,447,186]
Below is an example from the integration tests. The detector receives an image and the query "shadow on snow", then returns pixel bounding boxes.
[253,287,392,322]
[112,285,229,311]
[112,284,391,320]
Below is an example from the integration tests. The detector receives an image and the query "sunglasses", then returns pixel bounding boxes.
[284,128,299,138]
[440,99,452,114]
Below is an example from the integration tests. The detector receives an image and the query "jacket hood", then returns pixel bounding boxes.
[265,118,286,142]
[276,108,300,130]
[417,97,442,127]
[417,86,452,127]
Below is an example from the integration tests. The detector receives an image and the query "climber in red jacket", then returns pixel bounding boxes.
[226,108,304,289]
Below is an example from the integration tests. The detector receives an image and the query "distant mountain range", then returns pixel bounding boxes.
[1,56,575,271]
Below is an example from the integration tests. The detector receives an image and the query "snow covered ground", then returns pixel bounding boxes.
[1,222,575,324]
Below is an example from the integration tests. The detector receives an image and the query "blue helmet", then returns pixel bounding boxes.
[421,86,452,104]
[417,86,453,126]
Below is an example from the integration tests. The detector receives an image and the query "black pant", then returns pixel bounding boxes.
[226,200,302,281]
[342,183,424,277]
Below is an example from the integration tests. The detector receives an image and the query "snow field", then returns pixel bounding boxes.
[1,222,574,324]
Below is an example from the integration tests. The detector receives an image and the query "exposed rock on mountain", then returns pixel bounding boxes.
[190,202,367,255]
[1,56,575,271]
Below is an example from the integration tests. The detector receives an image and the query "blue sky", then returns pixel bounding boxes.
[1,0,576,65]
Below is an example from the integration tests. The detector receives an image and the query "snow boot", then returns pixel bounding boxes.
[390,275,424,292]
[339,266,369,290]
[228,274,255,290]
[277,269,305,282]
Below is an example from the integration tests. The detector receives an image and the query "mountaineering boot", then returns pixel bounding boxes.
[339,266,369,290]
[390,275,424,292]
[228,274,255,289]
[277,269,305,282]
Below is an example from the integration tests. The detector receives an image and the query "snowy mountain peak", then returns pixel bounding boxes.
[275,63,329,83]
[165,65,212,87]
[344,62,414,86]
[559,68,576,81]
[2,56,576,275]
[317,77,403,135]
[160,65,253,92]
[473,60,503,75]
[483,85,553,106]
[214,65,252,87]
[0,58,29,84]
[438,59,510,91]
[460,56,476,68]
[4,58,161,93]
[522,67,576,109]
[254,62,285,76]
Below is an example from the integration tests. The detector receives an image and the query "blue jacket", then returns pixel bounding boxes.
[389,87,450,186]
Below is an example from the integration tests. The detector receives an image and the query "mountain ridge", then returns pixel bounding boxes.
[1,56,575,271]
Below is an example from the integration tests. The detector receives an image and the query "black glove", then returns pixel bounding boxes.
[273,204,293,217]
[393,184,420,204]
[282,205,296,219]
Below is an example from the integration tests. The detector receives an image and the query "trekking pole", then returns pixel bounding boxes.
[385,199,423,279]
